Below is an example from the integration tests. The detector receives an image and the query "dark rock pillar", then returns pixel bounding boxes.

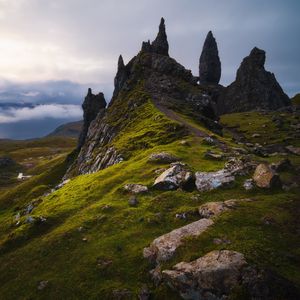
[199,31,221,84]
[78,89,106,149]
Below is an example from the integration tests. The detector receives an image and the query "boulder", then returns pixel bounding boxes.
[153,162,194,191]
[195,169,235,192]
[253,163,281,188]
[148,152,178,163]
[219,47,290,114]
[163,250,247,300]
[199,31,221,85]
[143,218,213,264]
[124,184,148,194]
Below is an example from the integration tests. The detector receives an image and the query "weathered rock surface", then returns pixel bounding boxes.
[148,152,178,163]
[195,169,234,192]
[219,47,290,114]
[78,88,107,149]
[163,250,247,300]
[124,184,148,194]
[253,163,281,188]
[143,218,213,264]
[199,31,221,85]
[153,162,194,190]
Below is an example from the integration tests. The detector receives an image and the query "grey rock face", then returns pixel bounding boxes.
[199,31,221,85]
[78,88,107,149]
[150,17,169,56]
[219,47,290,113]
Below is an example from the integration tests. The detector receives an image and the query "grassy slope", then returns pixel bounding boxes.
[0,100,299,298]
[0,137,77,190]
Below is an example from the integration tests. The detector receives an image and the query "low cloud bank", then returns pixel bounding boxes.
[0,104,82,124]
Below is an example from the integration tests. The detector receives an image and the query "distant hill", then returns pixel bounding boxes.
[47,120,82,138]
[291,93,300,105]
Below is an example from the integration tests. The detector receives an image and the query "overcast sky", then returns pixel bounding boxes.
[0,0,299,139]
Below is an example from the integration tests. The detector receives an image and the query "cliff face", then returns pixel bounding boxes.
[218,47,290,114]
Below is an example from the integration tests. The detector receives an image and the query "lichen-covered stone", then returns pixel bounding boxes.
[253,163,281,188]
[143,218,213,264]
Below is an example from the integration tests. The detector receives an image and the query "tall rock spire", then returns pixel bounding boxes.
[113,54,128,99]
[151,17,169,56]
[199,31,221,84]
[78,89,107,149]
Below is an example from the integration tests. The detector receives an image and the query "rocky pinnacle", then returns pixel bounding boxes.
[218,47,290,113]
[78,89,107,149]
[151,17,169,56]
[199,31,221,84]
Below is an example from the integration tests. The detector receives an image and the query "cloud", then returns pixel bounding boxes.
[0,104,82,124]
[0,0,298,96]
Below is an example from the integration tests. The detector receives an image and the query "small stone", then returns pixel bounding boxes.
[128,196,138,207]
[148,152,178,163]
[243,179,255,190]
[204,150,223,160]
[37,280,48,290]
[252,133,261,138]
[124,184,148,194]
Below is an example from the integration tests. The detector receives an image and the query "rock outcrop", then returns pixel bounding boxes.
[219,47,290,113]
[199,31,221,85]
[77,88,107,149]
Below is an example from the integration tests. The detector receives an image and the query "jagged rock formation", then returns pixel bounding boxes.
[218,47,290,113]
[66,18,219,177]
[77,88,107,149]
[199,31,221,84]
